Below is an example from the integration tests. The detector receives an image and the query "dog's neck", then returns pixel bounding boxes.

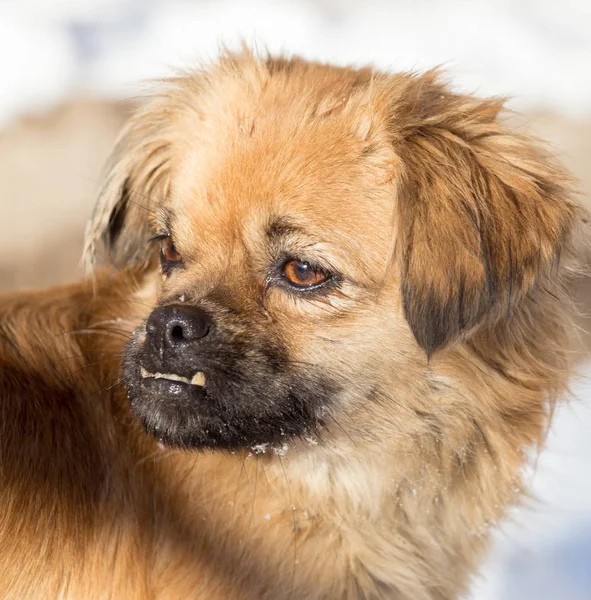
[147,401,503,600]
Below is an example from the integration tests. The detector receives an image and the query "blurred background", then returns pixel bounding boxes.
[0,1,590,597]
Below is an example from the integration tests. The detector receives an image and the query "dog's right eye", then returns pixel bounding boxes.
[149,234,184,275]
[160,237,182,264]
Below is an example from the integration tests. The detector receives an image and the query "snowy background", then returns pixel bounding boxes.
[2,0,591,125]
[0,1,590,598]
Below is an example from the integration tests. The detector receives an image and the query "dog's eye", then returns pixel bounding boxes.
[149,234,183,274]
[160,236,182,264]
[283,259,329,289]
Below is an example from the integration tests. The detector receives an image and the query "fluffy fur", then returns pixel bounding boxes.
[0,51,586,599]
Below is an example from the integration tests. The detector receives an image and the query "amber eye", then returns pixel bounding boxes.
[283,259,329,288]
[160,236,182,264]
[148,233,183,274]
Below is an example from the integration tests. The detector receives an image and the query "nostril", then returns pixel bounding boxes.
[170,324,184,341]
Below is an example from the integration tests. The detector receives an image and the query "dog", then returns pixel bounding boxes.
[0,50,586,599]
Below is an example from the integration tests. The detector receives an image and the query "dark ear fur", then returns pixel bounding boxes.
[391,73,580,356]
[83,102,173,270]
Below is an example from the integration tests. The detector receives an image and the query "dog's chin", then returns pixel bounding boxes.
[123,359,336,451]
[126,375,226,448]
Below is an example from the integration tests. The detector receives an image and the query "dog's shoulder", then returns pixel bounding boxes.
[0,272,159,598]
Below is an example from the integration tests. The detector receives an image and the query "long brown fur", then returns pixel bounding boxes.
[0,50,586,599]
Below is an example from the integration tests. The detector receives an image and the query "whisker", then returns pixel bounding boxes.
[227,454,249,545]
[179,454,199,487]
[127,197,159,216]
[326,414,357,448]
[278,455,298,593]
[56,352,125,364]
[134,447,172,468]
[237,459,259,565]
[104,301,155,312]
[87,318,139,328]
[82,173,159,215]
[104,377,124,392]
[71,357,122,376]
[90,326,134,337]
[61,328,132,341]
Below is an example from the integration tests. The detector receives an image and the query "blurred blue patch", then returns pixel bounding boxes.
[502,525,591,600]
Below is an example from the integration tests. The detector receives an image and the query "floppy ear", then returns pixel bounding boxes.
[391,74,580,356]
[83,101,174,270]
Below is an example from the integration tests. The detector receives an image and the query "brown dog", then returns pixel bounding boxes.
[0,51,586,599]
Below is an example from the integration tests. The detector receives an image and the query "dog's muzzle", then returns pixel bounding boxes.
[124,301,333,449]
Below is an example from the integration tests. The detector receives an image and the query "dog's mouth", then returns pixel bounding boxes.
[124,325,336,450]
[140,367,206,387]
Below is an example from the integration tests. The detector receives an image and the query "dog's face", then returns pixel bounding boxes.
[86,53,578,451]
[122,78,411,449]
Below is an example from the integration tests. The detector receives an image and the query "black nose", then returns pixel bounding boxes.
[146,304,212,349]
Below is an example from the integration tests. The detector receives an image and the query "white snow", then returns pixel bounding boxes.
[1,0,591,127]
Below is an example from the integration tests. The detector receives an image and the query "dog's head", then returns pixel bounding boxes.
[85,53,580,451]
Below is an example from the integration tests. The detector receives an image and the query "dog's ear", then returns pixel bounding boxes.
[389,73,580,356]
[83,101,174,270]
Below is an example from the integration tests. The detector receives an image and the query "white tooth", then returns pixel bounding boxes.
[153,372,191,384]
[191,372,206,387]
[141,367,153,379]
[141,368,203,386]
